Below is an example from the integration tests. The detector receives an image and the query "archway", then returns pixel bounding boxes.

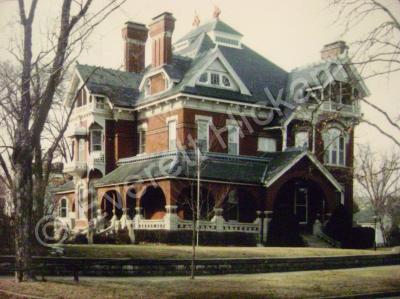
[222,188,257,223]
[273,178,329,229]
[126,188,136,219]
[140,186,166,219]
[88,169,103,220]
[176,186,215,221]
[101,190,123,221]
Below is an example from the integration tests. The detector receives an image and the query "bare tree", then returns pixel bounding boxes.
[355,145,400,245]
[0,0,127,282]
[330,0,400,146]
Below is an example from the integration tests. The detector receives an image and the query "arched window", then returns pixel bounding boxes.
[226,190,239,221]
[323,128,346,166]
[59,198,68,218]
[76,186,85,219]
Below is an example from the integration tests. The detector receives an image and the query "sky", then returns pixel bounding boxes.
[0,0,399,155]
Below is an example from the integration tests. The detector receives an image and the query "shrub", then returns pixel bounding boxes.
[346,226,375,249]
[267,209,304,247]
[324,204,352,243]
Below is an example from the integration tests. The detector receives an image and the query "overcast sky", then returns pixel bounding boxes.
[0,0,399,155]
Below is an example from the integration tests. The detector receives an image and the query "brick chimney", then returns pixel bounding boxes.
[122,22,148,73]
[321,41,348,60]
[148,12,176,68]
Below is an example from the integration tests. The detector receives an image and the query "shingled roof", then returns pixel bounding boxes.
[94,150,309,188]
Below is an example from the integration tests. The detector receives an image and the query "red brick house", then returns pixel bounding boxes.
[53,12,369,244]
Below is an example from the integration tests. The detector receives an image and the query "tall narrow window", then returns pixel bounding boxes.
[168,120,177,151]
[228,125,239,155]
[294,187,308,224]
[197,120,209,152]
[90,130,102,152]
[138,129,146,154]
[295,131,309,149]
[77,187,85,219]
[324,128,346,166]
[59,198,68,218]
[78,139,85,161]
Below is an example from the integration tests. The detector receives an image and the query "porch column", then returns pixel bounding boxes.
[164,205,179,230]
[263,211,273,243]
[120,208,128,229]
[255,210,263,243]
[212,208,224,232]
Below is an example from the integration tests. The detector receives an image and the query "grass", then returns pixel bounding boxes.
[63,244,392,259]
[0,266,400,298]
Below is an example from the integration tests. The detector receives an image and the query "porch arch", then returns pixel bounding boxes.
[222,188,257,223]
[140,186,166,219]
[125,187,137,219]
[176,186,216,221]
[101,190,123,220]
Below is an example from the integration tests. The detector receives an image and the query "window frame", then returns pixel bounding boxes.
[59,197,68,218]
[294,131,309,149]
[227,125,240,155]
[196,71,235,91]
[324,128,346,167]
[90,129,103,152]
[196,116,212,153]
[257,137,277,153]
[168,119,177,151]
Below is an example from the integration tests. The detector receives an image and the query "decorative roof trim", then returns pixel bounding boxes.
[265,151,343,192]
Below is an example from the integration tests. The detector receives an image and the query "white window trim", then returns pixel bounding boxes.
[257,137,277,153]
[323,127,347,167]
[90,129,103,152]
[59,197,69,218]
[166,115,178,151]
[197,71,236,91]
[227,124,240,155]
[195,115,212,152]
[294,131,309,149]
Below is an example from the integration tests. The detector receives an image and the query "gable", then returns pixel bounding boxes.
[187,49,251,96]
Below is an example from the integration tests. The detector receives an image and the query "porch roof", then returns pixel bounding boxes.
[94,150,306,188]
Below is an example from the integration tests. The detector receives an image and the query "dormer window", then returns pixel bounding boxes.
[197,71,235,90]
[222,75,231,87]
[211,73,220,85]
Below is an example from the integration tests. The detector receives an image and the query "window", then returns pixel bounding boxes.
[197,120,209,152]
[59,198,68,218]
[77,187,85,219]
[95,96,105,109]
[138,129,146,154]
[295,131,309,149]
[294,187,308,224]
[78,139,85,162]
[199,72,208,83]
[257,137,277,152]
[228,125,239,155]
[324,128,346,166]
[168,120,177,151]
[210,73,220,85]
[222,75,231,87]
[90,130,102,152]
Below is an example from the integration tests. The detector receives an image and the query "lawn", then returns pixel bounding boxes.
[0,266,399,298]
[63,244,391,259]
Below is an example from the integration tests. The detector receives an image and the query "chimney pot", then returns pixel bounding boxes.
[148,12,176,68]
[122,21,148,73]
[321,41,348,60]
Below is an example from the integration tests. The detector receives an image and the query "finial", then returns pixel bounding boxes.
[213,5,221,19]
[193,10,200,27]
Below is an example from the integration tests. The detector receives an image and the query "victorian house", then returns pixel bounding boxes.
[53,11,369,243]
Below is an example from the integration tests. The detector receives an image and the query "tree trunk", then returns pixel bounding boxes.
[13,146,35,282]
[190,184,196,280]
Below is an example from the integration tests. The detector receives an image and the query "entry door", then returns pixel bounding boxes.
[294,187,308,224]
